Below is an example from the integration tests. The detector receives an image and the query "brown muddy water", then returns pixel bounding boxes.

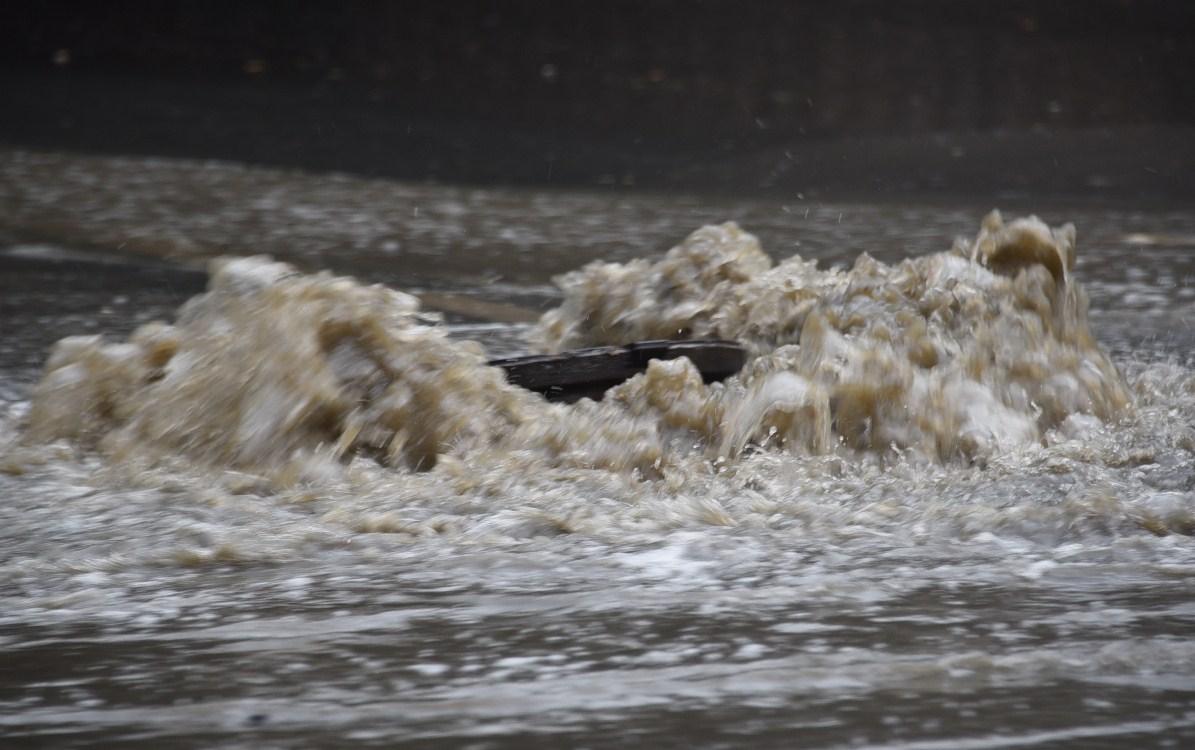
[2,149,1195,748]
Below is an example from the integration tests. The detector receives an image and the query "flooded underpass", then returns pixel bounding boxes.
[3,149,1195,749]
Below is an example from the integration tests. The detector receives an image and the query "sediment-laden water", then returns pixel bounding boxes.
[2,149,1195,748]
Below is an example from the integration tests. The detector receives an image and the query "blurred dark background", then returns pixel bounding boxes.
[2,0,1193,200]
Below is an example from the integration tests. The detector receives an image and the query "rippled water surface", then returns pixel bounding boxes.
[3,149,1195,748]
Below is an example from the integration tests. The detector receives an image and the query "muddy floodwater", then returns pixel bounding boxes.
[3,149,1195,748]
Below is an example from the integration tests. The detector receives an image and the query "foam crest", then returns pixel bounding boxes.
[22,257,668,479]
[540,211,1131,462]
[18,213,1132,483]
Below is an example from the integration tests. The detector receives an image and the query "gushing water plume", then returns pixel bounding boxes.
[19,213,1130,483]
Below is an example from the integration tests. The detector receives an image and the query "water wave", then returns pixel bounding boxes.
[15,213,1130,484]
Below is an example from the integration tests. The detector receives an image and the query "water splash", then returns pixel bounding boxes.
[541,212,1129,462]
[13,214,1134,485]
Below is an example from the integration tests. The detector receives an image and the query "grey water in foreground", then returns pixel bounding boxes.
[3,151,1195,748]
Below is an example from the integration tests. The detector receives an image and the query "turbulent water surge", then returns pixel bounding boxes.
[12,212,1133,480]
[2,151,1195,748]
